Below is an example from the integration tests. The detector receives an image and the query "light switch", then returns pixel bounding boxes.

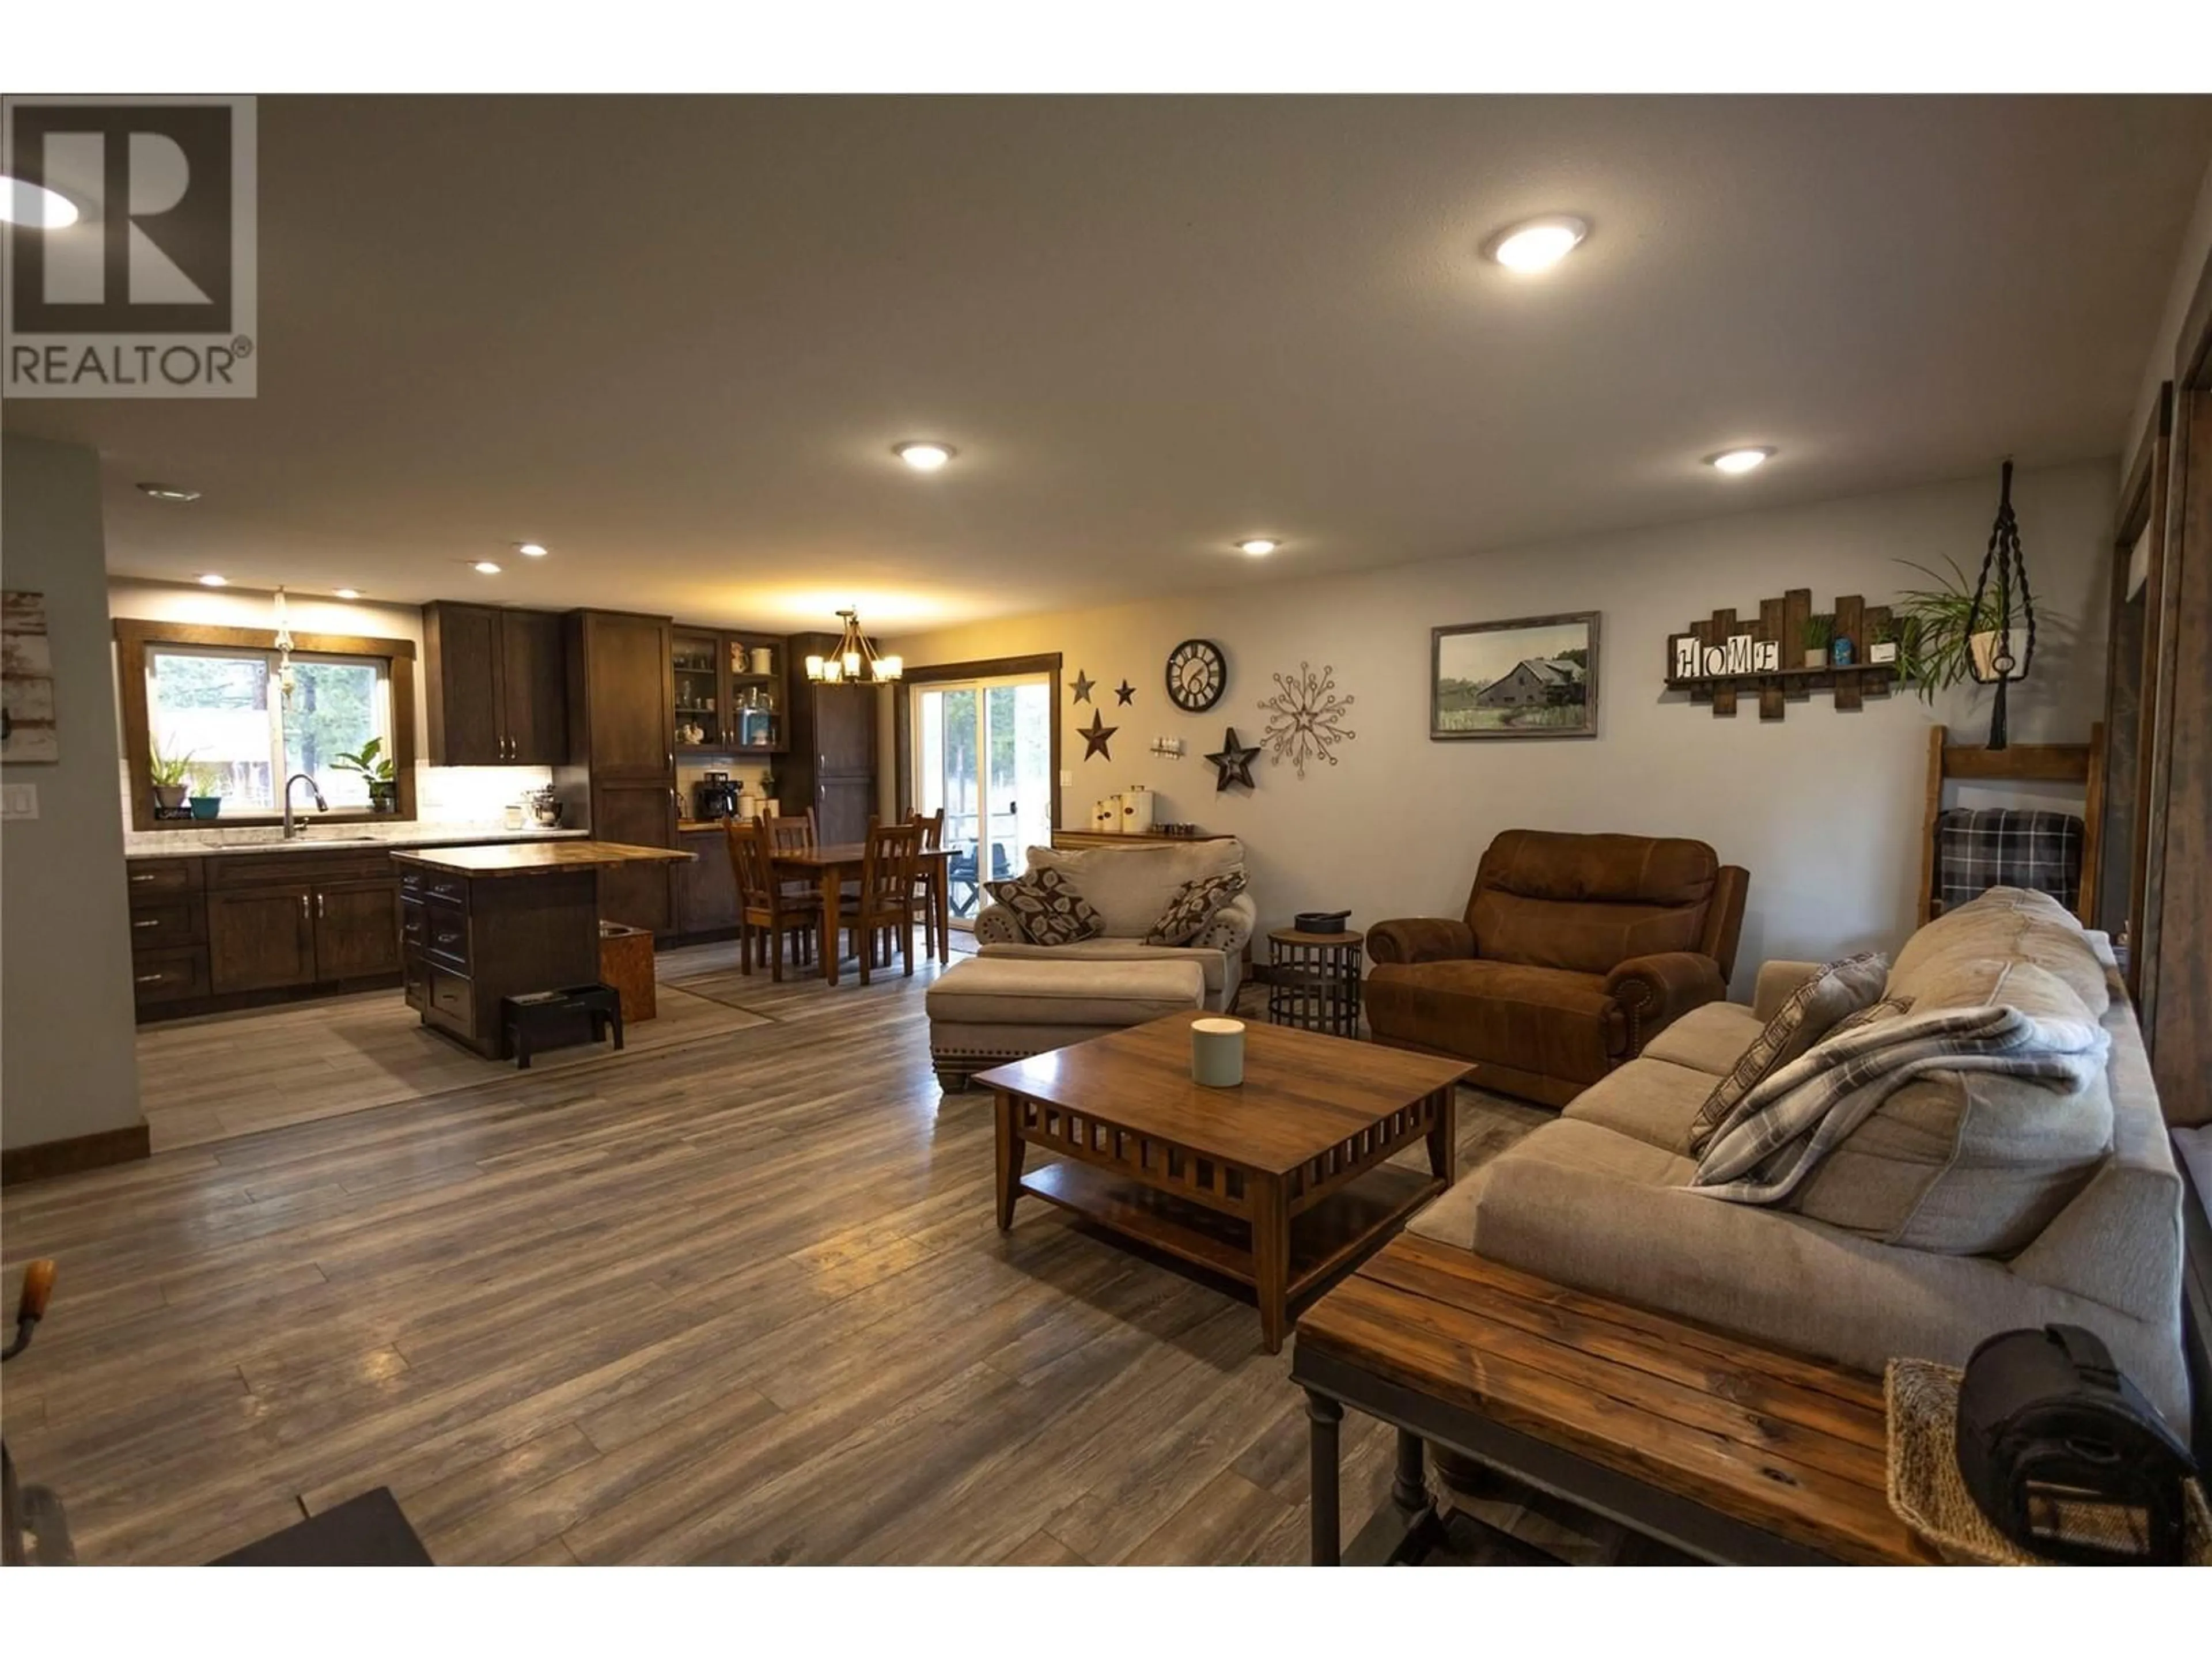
[1059,769,1071,787]
[1,782,38,820]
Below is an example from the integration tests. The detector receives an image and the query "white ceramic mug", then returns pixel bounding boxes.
[1191,1017,1245,1088]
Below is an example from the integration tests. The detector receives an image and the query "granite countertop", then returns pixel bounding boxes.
[126,826,591,860]
[389,840,696,876]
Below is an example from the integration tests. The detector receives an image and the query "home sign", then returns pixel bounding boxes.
[1663,586,1897,723]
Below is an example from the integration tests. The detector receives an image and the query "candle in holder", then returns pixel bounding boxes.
[1191,1017,1245,1088]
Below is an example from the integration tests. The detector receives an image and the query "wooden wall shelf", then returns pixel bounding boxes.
[1665,588,1899,722]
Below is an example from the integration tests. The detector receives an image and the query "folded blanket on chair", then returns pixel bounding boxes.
[1685,1003,2111,1207]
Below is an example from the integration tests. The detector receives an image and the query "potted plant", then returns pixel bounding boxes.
[149,743,194,816]
[1800,614,1835,670]
[332,737,399,813]
[1892,556,2005,703]
[184,762,226,820]
[1869,618,1900,665]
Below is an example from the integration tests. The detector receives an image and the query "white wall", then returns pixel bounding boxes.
[2124,150,2212,450]
[2,437,146,1153]
[887,461,2115,995]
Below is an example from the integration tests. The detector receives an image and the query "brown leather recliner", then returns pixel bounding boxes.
[1365,829,1748,1108]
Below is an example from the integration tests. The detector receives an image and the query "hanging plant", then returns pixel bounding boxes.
[1889,556,1983,705]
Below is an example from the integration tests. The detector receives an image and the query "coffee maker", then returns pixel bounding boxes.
[691,772,740,821]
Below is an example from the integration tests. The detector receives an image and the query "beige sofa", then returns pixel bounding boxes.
[972,837,1255,1012]
[1409,888,2192,1425]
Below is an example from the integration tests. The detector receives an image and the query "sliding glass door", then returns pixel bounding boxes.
[912,673,1053,927]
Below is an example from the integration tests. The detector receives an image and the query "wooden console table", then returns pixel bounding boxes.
[1293,1236,1938,1565]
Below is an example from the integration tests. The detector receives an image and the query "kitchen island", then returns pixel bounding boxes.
[393,840,692,1059]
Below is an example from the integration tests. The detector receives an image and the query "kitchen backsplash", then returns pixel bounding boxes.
[120,759,555,844]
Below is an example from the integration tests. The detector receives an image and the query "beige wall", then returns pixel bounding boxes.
[2,437,145,1152]
[887,460,2115,995]
[2124,150,2212,451]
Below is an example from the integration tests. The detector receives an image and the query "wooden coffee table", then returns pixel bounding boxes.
[976,1013,1471,1352]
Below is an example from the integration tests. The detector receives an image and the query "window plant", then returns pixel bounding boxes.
[332,736,399,812]
[185,762,227,820]
[149,743,195,815]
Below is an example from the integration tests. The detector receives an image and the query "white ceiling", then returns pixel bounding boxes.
[10,95,2211,630]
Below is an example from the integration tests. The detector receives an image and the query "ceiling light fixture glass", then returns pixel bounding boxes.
[196,574,227,587]
[0,175,79,229]
[1490,215,1588,272]
[474,560,502,575]
[1706,447,1775,475]
[516,542,549,558]
[804,609,902,684]
[893,441,955,472]
[137,482,201,502]
[1235,538,1279,557]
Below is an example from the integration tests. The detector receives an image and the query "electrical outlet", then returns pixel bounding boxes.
[1,782,39,820]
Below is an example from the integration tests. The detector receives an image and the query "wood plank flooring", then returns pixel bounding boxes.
[1,941,1548,1565]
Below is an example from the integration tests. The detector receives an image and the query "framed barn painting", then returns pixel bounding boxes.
[1430,611,1600,740]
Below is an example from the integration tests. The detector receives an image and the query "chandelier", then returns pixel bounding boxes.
[805,609,902,684]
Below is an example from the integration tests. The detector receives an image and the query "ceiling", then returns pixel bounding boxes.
[10,95,2211,630]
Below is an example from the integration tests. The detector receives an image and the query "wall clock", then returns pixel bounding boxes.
[1165,638,1228,713]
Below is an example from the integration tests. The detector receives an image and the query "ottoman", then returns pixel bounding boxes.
[926,956,1207,1090]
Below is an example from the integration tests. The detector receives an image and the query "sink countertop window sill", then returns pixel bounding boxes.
[123,824,592,859]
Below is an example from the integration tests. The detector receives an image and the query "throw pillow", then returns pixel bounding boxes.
[1685,951,1890,1157]
[985,867,1103,948]
[1146,871,1248,946]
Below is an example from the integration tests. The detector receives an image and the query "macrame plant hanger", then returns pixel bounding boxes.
[1965,459,2036,751]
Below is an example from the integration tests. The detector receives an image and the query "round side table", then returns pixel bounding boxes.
[1266,927,1365,1037]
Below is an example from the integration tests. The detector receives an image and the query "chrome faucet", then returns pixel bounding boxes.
[282,772,328,839]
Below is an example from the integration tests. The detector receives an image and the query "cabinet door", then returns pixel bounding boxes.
[675,829,739,936]
[207,888,316,993]
[499,608,568,765]
[314,879,404,979]
[815,774,876,847]
[813,684,876,774]
[424,602,505,766]
[593,781,676,930]
[582,613,673,775]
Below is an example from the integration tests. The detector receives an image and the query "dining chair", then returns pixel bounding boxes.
[763,809,825,904]
[840,818,922,984]
[725,819,819,980]
[908,808,945,961]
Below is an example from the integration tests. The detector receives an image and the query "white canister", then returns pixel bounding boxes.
[1191,1017,1245,1088]
[1094,794,1122,832]
[749,645,775,676]
[1120,786,1156,835]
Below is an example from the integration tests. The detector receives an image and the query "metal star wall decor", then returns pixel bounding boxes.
[1069,670,1095,704]
[1113,679,1135,706]
[1205,726,1260,791]
[1078,708,1119,760]
[1258,661,1356,779]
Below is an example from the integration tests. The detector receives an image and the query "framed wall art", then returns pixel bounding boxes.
[1430,611,1599,740]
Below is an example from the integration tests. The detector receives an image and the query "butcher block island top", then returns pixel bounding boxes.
[391,840,694,876]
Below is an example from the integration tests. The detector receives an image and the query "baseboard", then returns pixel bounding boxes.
[1,1121,153,1187]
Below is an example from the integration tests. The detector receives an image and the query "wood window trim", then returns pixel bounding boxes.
[892,653,1063,834]
[114,618,419,832]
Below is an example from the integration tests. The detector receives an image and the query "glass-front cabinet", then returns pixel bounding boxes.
[669,628,786,757]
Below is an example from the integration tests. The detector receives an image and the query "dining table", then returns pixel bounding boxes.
[770,842,954,986]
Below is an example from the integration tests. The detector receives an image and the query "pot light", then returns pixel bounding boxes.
[1236,538,1279,557]
[335,589,362,600]
[137,482,201,502]
[197,574,228,588]
[1707,447,1775,475]
[893,441,955,472]
[516,542,548,558]
[1489,215,1588,272]
[0,175,79,229]
[474,561,502,575]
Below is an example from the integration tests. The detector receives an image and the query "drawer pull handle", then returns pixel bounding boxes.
[130,872,158,884]
[135,972,165,984]
[132,918,160,929]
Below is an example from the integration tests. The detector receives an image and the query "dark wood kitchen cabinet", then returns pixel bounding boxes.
[423,602,569,766]
[313,880,406,979]
[135,849,404,1016]
[207,886,317,993]
[674,825,740,937]
[783,631,882,846]
[558,610,679,931]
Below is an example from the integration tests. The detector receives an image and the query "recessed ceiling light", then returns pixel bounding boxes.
[1706,447,1775,475]
[893,441,955,472]
[1489,215,1588,272]
[197,574,228,588]
[0,175,79,230]
[515,542,549,558]
[335,589,362,600]
[474,561,502,575]
[1236,538,1279,557]
[137,482,201,502]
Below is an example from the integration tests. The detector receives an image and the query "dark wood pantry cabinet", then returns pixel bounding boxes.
[556,609,679,931]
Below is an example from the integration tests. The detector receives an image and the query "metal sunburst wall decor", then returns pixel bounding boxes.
[1258,661,1355,779]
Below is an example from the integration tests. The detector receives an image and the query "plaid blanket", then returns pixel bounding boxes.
[1936,807,2084,916]
[1687,1003,2109,1206]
